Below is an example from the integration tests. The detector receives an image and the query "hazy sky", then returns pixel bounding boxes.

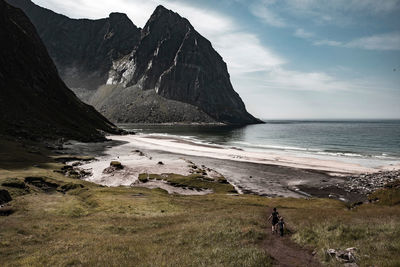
[33,0,400,119]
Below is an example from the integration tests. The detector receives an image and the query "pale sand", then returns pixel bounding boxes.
[71,134,399,198]
[109,134,380,175]
[80,152,190,187]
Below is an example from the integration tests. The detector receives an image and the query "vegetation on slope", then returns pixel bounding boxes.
[1,138,399,266]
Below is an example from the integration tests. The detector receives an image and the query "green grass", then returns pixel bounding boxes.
[0,185,274,266]
[1,137,400,266]
[138,173,237,193]
[368,180,400,206]
[287,199,400,266]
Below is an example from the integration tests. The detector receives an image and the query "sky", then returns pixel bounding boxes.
[33,0,400,119]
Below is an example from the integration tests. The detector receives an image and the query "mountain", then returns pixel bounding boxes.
[7,0,263,125]
[5,0,141,97]
[0,0,120,141]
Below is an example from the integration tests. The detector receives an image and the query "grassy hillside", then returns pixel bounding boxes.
[1,138,399,266]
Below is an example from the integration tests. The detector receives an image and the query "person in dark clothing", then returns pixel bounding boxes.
[278,217,285,237]
[267,208,279,234]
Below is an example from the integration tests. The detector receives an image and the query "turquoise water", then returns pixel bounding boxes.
[118,120,400,167]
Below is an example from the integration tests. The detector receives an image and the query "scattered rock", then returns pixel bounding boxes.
[157,161,164,165]
[326,247,357,263]
[61,165,73,171]
[58,183,84,193]
[110,161,123,169]
[103,161,124,174]
[24,177,59,192]
[138,174,149,183]
[0,189,12,204]
[217,177,229,184]
[339,171,400,195]
[1,178,27,189]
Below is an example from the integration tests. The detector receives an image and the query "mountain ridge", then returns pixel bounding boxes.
[7,0,263,125]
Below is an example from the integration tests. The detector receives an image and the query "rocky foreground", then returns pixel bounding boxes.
[340,170,400,195]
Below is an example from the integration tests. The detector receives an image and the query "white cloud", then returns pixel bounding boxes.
[346,32,400,51]
[260,68,373,92]
[313,40,343,46]
[249,1,287,27]
[294,28,314,39]
[313,32,400,51]
[248,0,400,27]
[283,0,400,23]
[212,33,284,74]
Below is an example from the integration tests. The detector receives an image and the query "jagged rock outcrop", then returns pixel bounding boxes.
[0,0,120,141]
[7,0,262,125]
[106,6,261,125]
[6,0,141,96]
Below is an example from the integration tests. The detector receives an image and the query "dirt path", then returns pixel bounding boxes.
[262,229,321,267]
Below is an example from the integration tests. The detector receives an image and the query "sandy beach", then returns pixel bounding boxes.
[61,133,398,200]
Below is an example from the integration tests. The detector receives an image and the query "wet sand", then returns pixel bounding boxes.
[62,134,397,200]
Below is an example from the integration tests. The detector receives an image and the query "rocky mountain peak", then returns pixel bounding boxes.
[153,5,177,19]
[106,5,262,124]
[109,12,129,19]
[142,5,192,38]
[7,0,263,125]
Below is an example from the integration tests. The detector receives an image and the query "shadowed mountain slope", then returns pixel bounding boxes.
[7,0,263,125]
[0,0,120,141]
[6,0,141,92]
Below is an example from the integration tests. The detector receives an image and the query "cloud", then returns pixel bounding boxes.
[313,32,400,51]
[212,33,284,74]
[249,1,287,27]
[346,32,400,51]
[283,0,400,23]
[260,68,373,92]
[313,40,343,46]
[248,0,400,27]
[294,28,314,39]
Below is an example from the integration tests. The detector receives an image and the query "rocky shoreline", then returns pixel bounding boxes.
[338,170,400,195]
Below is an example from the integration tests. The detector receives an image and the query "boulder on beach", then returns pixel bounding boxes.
[110,161,123,169]
[103,161,124,174]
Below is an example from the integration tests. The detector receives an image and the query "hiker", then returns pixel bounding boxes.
[278,216,285,237]
[267,207,279,234]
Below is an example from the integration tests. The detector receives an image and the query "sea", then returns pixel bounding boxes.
[118,120,400,168]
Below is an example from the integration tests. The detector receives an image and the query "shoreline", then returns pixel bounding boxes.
[61,133,397,201]
[110,134,396,175]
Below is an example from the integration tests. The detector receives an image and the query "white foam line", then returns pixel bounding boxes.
[108,134,389,174]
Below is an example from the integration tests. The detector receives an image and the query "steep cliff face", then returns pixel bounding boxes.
[0,0,120,141]
[108,6,262,125]
[8,1,262,125]
[6,0,141,92]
